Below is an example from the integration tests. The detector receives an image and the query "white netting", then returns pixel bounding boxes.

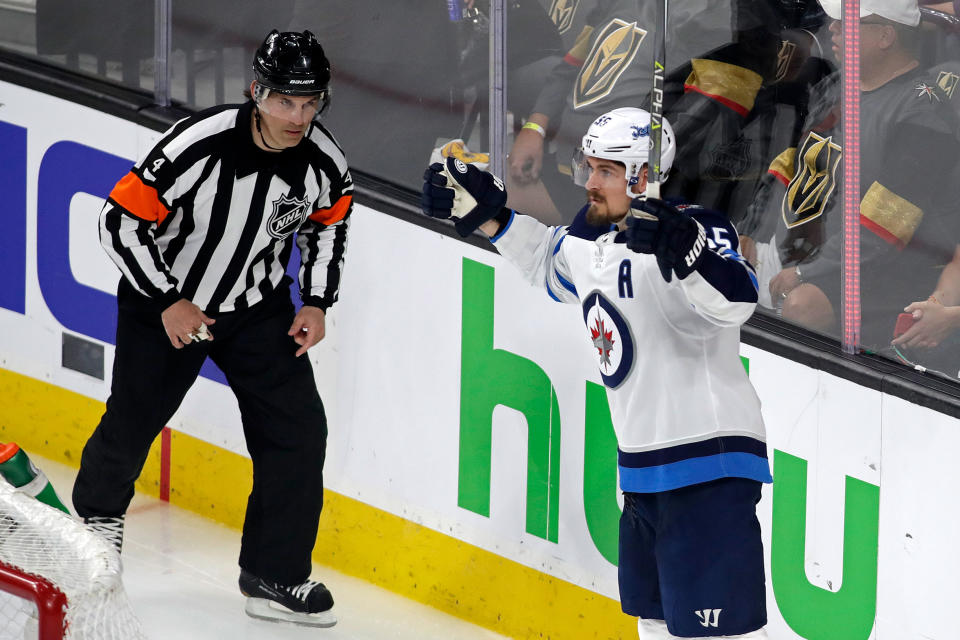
[0,480,147,639]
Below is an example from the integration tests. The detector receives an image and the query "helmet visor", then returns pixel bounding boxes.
[255,85,330,119]
[572,147,591,187]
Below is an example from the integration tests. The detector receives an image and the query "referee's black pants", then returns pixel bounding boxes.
[73,279,327,586]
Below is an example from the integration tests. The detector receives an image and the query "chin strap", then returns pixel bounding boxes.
[254,107,284,151]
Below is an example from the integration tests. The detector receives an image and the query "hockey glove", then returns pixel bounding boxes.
[625,198,707,283]
[431,157,508,237]
[422,162,456,218]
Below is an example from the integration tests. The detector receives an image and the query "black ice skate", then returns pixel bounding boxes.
[83,515,124,552]
[239,569,336,627]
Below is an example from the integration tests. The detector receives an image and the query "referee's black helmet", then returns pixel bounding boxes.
[252,30,331,98]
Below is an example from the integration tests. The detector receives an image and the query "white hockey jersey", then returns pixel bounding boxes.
[492,204,771,492]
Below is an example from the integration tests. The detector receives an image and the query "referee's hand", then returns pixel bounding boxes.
[289,306,326,357]
[161,299,215,349]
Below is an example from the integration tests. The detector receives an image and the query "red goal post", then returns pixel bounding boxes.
[0,560,67,639]
[0,478,146,640]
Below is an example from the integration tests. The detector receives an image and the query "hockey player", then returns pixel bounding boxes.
[71,30,347,627]
[422,107,770,639]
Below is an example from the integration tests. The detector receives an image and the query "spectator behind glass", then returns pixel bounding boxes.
[739,0,960,358]
[504,0,787,224]
[892,245,960,374]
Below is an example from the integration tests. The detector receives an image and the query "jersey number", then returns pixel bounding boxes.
[707,227,732,251]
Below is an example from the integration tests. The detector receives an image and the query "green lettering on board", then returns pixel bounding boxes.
[458,259,561,542]
[583,380,620,565]
[771,450,879,639]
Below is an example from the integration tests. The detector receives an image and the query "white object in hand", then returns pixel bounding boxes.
[440,159,479,219]
[190,324,211,342]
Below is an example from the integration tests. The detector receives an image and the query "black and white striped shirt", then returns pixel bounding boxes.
[100,100,352,314]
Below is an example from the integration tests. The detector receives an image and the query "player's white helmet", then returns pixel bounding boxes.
[572,107,676,198]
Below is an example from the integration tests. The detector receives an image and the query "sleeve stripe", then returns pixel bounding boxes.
[298,216,350,309]
[555,269,578,296]
[309,194,353,226]
[682,58,763,116]
[322,220,349,305]
[683,83,750,117]
[110,172,171,224]
[769,169,790,187]
[101,204,177,298]
[552,232,566,255]
[545,279,563,302]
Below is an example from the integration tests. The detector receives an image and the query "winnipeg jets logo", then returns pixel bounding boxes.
[916,82,941,102]
[454,159,468,173]
[267,194,311,239]
[582,291,634,388]
[590,317,616,371]
[630,125,649,140]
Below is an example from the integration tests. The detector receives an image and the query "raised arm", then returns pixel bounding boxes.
[422,158,579,304]
[626,198,758,326]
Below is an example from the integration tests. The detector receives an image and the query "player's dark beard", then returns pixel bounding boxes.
[585,190,606,225]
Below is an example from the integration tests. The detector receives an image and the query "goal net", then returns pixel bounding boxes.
[0,479,147,639]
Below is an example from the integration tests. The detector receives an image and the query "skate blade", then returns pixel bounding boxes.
[244,597,337,628]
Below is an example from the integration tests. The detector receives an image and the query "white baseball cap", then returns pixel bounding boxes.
[820,0,921,27]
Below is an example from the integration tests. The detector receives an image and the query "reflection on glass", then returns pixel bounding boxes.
[504,0,800,227]
[292,1,467,190]
[5,0,960,377]
[741,1,960,377]
[33,0,154,90]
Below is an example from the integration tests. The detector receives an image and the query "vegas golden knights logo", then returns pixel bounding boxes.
[575,19,647,109]
[549,0,579,34]
[782,131,842,228]
[937,70,959,99]
[776,39,797,83]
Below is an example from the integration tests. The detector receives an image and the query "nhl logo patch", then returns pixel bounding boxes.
[267,194,311,239]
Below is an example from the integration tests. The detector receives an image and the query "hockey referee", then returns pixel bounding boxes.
[72,30,348,628]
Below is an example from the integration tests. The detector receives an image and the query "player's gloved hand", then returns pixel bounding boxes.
[422,162,456,218]
[421,158,507,238]
[625,197,707,283]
